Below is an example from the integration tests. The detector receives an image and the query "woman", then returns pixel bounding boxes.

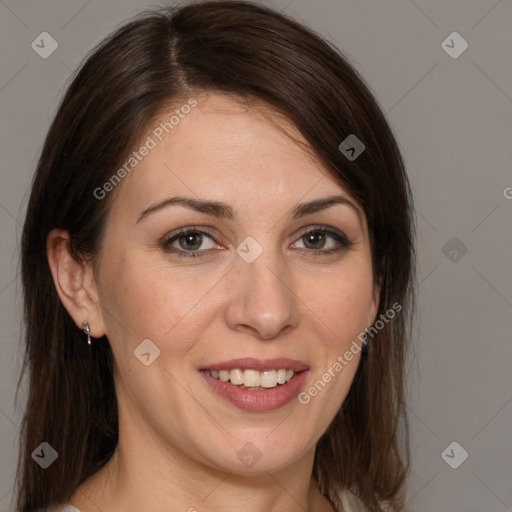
[16,1,416,511]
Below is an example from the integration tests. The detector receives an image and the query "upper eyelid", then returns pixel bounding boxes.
[163,226,217,242]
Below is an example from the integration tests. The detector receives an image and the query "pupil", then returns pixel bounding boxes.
[180,232,201,250]
[305,231,324,249]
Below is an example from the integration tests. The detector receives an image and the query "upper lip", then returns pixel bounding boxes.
[199,358,309,372]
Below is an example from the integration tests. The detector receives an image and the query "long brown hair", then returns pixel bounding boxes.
[16,2,416,510]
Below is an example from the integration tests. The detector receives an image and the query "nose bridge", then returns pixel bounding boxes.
[227,235,298,339]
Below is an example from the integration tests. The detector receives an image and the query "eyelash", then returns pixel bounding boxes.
[161,225,354,259]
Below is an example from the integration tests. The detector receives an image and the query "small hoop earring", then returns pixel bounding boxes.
[82,321,91,345]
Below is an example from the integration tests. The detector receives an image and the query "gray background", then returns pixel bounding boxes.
[1,1,511,511]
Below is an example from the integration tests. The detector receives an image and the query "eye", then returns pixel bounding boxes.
[292,226,353,256]
[162,225,353,259]
[162,227,219,258]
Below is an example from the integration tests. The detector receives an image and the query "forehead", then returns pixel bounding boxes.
[108,93,352,216]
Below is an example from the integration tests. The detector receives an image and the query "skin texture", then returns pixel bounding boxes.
[47,92,379,512]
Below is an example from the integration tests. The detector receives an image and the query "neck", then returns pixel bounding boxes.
[70,428,334,512]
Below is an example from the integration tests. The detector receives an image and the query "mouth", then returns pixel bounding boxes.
[199,358,309,411]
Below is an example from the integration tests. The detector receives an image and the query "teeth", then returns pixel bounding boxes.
[230,369,244,385]
[276,369,286,385]
[244,369,260,387]
[260,370,277,388]
[204,368,297,389]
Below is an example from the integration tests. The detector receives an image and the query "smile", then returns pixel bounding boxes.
[199,358,309,412]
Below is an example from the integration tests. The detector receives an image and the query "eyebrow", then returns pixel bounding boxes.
[136,195,364,227]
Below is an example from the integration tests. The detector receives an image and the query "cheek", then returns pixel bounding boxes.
[299,264,372,417]
[98,252,222,348]
[303,261,375,341]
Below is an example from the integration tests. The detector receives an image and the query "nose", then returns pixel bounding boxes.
[224,247,299,340]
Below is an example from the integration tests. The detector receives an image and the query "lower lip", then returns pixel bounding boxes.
[200,371,309,412]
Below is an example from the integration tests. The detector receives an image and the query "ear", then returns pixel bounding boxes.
[366,275,382,328]
[46,228,106,339]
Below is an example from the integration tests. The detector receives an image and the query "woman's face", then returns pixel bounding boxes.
[91,92,379,474]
